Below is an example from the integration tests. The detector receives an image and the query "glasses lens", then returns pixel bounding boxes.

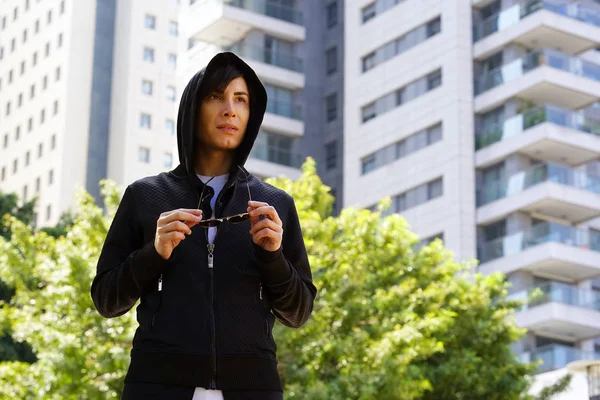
[229,213,250,224]
[200,219,221,228]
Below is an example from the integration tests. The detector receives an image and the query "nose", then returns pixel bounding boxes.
[222,99,236,118]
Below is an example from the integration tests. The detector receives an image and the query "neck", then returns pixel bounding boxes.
[194,148,234,176]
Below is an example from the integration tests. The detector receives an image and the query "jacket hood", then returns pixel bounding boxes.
[176,52,267,178]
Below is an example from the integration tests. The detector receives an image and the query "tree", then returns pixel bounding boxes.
[0,161,570,399]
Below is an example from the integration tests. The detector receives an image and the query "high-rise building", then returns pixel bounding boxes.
[344,0,600,397]
[0,0,181,227]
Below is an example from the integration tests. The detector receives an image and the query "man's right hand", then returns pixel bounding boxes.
[154,209,203,260]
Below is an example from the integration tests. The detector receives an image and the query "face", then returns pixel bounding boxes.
[197,76,250,153]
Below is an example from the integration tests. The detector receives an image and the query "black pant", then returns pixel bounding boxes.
[121,382,284,400]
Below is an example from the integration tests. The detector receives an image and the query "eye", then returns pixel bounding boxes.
[236,97,247,103]
[208,93,220,100]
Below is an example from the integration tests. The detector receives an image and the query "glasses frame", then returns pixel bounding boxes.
[197,165,252,228]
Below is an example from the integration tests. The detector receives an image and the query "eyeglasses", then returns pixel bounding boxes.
[197,165,252,228]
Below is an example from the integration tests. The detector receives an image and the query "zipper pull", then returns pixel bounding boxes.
[207,243,215,269]
[158,274,163,292]
[260,283,263,300]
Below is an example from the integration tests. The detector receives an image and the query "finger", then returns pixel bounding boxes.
[248,205,281,225]
[158,221,193,235]
[159,210,202,225]
[250,219,282,235]
[160,209,202,218]
[252,228,282,242]
[161,231,186,242]
[248,201,269,208]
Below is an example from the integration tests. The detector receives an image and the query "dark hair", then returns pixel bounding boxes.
[198,63,246,101]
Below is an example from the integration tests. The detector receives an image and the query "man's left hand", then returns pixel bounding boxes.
[248,201,283,252]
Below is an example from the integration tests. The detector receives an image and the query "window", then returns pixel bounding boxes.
[168,53,177,69]
[35,19,39,33]
[326,1,337,28]
[38,142,43,158]
[428,178,443,199]
[46,204,51,221]
[1,16,5,30]
[0,47,3,61]
[361,154,376,174]
[17,93,22,107]
[326,46,337,75]
[362,102,376,122]
[5,101,10,116]
[362,52,376,72]
[140,113,152,129]
[60,1,65,14]
[51,134,56,149]
[30,83,35,99]
[32,51,37,66]
[145,14,156,30]
[11,38,16,52]
[426,17,441,38]
[9,69,13,83]
[13,158,18,174]
[23,185,28,201]
[326,141,337,170]
[48,169,54,185]
[25,0,30,10]
[40,108,45,123]
[139,147,150,163]
[13,7,18,21]
[427,69,442,90]
[42,75,47,90]
[362,3,376,23]
[28,117,33,132]
[47,10,52,24]
[166,86,176,102]
[166,119,175,135]
[23,29,27,43]
[53,100,58,115]
[20,60,25,75]
[35,177,40,192]
[15,126,20,140]
[164,152,173,169]
[1,167,5,181]
[3,133,8,148]
[25,151,31,166]
[326,93,337,122]
[45,42,50,57]
[143,47,155,63]
[394,177,444,213]
[169,21,178,36]
[55,66,61,81]
[142,79,153,95]
[58,33,63,47]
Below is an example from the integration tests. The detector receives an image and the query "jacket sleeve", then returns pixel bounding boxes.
[91,185,170,318]
[253,195,317,328]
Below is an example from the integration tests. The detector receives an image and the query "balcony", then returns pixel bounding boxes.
[475,105,600,168]
[474,49,600,112]
[521,344,600,373]
[224,42,304,89]
[478,222,600,281]
[184,0,305,48]
[477,162,600,224]
[473,0,600,58]
[263,100,304,136]
[509,282,600,340]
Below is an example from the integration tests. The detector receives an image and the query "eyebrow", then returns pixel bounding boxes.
[211,90,249,97]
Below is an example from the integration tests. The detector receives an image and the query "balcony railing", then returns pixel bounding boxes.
[477,162,600,206]
[266,99,302,120]
[478,221,600,263]
[225,42,303,72]
[508,281,600,311]
[224,0,303,25]
[521,344,600,373]
[475,105,600,150]
[475,49,600,95]
[474,0,600,41]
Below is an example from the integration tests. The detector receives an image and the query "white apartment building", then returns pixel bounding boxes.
[0,0,181,227]
[178,0,307,181]
[345,0,600,397]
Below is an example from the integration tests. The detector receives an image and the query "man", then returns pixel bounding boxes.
[91,52,317,400]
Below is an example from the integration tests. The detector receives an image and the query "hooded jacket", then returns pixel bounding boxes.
[91,52,317,392]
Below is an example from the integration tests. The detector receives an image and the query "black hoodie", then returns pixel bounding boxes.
[91,53,317,392]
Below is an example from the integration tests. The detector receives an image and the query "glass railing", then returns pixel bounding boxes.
[224,0,303,25]
[521,344,600,373]
[224,43,303,72]
[508,281,600,311]
[266,99,303,120]
[475,105,600,150]
[474,0,600,41]
[478,221,600,263]
[475,49,600,94]
[477,162,600,206]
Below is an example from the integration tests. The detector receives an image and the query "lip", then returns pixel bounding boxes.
[217,123,238,132]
